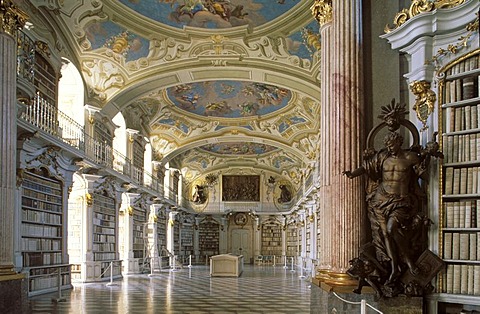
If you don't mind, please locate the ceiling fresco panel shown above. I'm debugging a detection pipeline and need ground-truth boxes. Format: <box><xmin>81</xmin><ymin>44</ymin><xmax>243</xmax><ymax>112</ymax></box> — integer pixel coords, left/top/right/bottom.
<box><xmin>165</xmin><ymin>81</ymin><xmax>291</xmax><ymax>118</ymax></box>
<box><xmin>85</xmin><ymin>21</ymin><xmax>150</xmax><ymax>61</ymax></box>
<box><xmin>118</xmin><ymin>0</ymin><xmax>299</xmax><ymax>29</ymax></box>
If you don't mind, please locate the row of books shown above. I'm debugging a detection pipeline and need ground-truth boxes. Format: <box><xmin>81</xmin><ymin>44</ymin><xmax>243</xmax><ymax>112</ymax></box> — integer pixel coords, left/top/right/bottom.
<box><xmin>22</xmin><ymin>197</ymin><xmax>62</xmax><ymax>213</ymax></box>
<box><xmin>444</xmin><ymin>77</ymin><xmax>479</xmax><ymax>105</ymax></box>
<box><xmin>23</xmin><ymin>189</ymin><xmax>62</xmax><ymax>205</ymax></box>
<box><xmin>263</xmin><ymin>241</ymin><xmax>281</xmax><ymax>246</ymax></box>
<box><xmin>23</xmin><ymin>252</ymin><xmax>62</xmax><ymax>266</ymax></box>
<box><xmin>93</xmin><ymin>233</ymin><xmax>115</xmax><ymax>243</ymax></box>
<box><xmin>442</xmin><ymin>133</ymin><xmax>480</xmax><ymax>164</ymax></box>
<box><xmin>93</xmin><ymin>252</ymin><xmax>116</xmax><ymax>261</ymax></box>
<box><xmin>92</xmin><ymin>193</ymin><xmax>115</xmax><ymax>207</ymax></box>
<box><xmin>444</xmin><ymin>105</ymin><xmax>480</xmax><ymax>134</ymax></box>
<box><xmin>93</xmin><ymin>242</ymin><xmax>116</xmax><ymax>252</ymax></box>
<box><xmin>22</xmin><ymin>238</ymin><xmax>61</xmax><ymax>252</ymax></box>
<box><xmin>444</xmin><ymin>200</ymin><xmax>479</xmax><ymax>228</ymax></box>
<box><xmin>22</xmin><ymin>223</ymin><xmax>60</xmax><ymax>238</ymax></box>
<box><xmin>262</xmin><ymin>236</ymin><xmax>282</xmax><ymax>241</ymax></box>
<box><xmin>93</xmin><ymin>211</ymin><xmax>115</xmax><ymax>221</ymax></box>
<box><xmin>444</xmin><ymin>167</ymin><xmax>480</xmax><ymax>195</ymax></box>
<box><xmin>22</xmin><ymin>208</ymin><xmax>62</xmax><ymax>225</ymax></box>
<box><xmin>28</xmin><ymin>265</ymin><xmax>70</xmax><ymax>276</ymax></box>
<box><xmin>93</xmin><ymin>225</ymin><xmax>115</xmax><ymax>235</ymax></box>
<box><xmin>443</xmin><ymin>232</ymin><xmax>480</xmax><ymax>260</ymax></box>
<box><xmin>93</xmin><ymin>204</ymin><xmax>115</xmax><ymax>216</ymax></box>
<box><xmin>447</xmin><ymin>56</ymin><xmax>479</xmax><ymax>75</ymax></box>
<box><xmin>443</xmin><ymin>264</ymin><xmax>480</xmax><ymax>295</ymax></box>
<box><xmin>93</xmin><ymin>217</ymin><xmax>115</xmax><ymax>228</ymax></box>
<box><xmin>23</xmin><ymin>174</ymin><xmax>62</xmax><ymax>191</ymax></box>
<box><xmin>29</xmin><ymin>274</ymin><xmax>70</xmax><ymax>292</ymax></box>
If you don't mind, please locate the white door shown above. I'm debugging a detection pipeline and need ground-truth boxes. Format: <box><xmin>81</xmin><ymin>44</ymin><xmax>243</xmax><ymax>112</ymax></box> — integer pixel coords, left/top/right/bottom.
<box><xmin>231</xmin><ymin>229</ymin><xmax>251</xmax><ymax>262</ymax></box>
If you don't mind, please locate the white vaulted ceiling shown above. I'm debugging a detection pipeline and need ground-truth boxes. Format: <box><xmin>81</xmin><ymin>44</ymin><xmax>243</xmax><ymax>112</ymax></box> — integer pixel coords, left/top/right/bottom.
<box><xmin>27</xmin><ymin>0</ymin><xmax>322</xmax><ymax>200</ymax></box>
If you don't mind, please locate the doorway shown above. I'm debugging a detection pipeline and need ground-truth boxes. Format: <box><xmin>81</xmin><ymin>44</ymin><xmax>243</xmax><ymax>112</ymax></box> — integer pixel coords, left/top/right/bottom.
<box><xmin>231</xmin><ymin>229</ymin><xmax>251</xmax><ymax>263</ymax></box>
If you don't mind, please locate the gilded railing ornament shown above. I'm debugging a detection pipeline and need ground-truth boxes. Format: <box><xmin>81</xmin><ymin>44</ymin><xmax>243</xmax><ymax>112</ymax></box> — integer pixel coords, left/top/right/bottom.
<box><xmin>384</xmin><ymin>0</ymin><xmax>465</xmax><ymax>33</ymax></box>
<box><xmin>410</xmin><ymin>80</ymin><xmax>436</xmax><ymax>131</ymax></box>
<box><xmin>310</xmin><ymin>0</ymin><xmax>332</xmax><ymax>26</ymax></box>
<box><xmin>0</xmin><ymin>0</ymin><xmax>28</xmax><ymax>36</ymax></box>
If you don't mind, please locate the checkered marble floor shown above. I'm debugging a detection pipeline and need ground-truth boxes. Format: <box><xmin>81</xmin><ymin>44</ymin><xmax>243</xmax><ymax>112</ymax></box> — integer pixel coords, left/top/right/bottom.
<box><xmin>28</xmin><ymin>265</ymin><xmax>326</xmax><ymax>313</ymax></box>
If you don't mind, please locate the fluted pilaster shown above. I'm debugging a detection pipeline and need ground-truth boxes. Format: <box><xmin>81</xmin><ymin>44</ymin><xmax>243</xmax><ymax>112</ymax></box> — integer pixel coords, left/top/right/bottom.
<box><xmin>0</xmin><ymin>0</ymin><xmax>27</xmax><ymax>274</ymax></box>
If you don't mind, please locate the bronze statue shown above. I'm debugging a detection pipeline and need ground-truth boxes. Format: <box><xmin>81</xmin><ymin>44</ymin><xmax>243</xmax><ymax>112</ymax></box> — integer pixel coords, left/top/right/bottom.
<box><xmin>192</xmin><ymin>184</ymin><xmax>206</xmax><ymax>204</ymax></box>
<box><xmin>344</xmin><ymin>100</ymin><xmax>444</xmax><ymax>298</ymax></box>
<box><xmin>278</xmin><ymin>184</ymin><xmax>292</xmax><ymax>203</ymax></box>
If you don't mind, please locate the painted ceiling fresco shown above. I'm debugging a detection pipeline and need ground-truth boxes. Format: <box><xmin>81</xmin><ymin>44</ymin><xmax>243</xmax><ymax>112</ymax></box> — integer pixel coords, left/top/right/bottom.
<box><xmin>119</xmin><ymin>0</ymin><xmax>299</xmax><ymax>29</ymax></box>
<box><xmin>50</xmin><ymin>0</ymin><xmax>322</xmax><ymax>208</ymax></box>
<box><xmin>85</xmin><ymin>21</ymin><xmax>150</xmax><ymax>62</ymax></box>
<box><xmin>84</xmin><ymin>10</ymin><xmax>319</xmax><ymax>62</ymax></box>
<box><xmin>166</xmin><ymin>81</ymin><xmax>291</xmax><ymax>118</ymax></box>
<box><xmin>199</xmin><ymin>142</ymin><xmax>278</xmax><ymax>155</ymax></box>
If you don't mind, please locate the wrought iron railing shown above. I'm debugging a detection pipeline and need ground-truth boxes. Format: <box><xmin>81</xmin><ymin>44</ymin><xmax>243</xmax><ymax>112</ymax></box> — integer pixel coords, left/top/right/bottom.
<box><xmin>18</xmin><ymin>96</ymin><xmax>171</xmax><ymax>200</ymax></box>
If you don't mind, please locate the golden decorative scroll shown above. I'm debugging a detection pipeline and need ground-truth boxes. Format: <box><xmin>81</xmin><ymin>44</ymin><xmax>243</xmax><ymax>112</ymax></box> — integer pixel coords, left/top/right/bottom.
<box><xmin>311</xmin><ymin>0</ymin><xmax>332</xmax><ymax>26</ymax></box>
<box><xmin>0</xmin><ymin>0</ymin><xmax>28</xmax><ymax>36</ymax></box>
<box><xmin>384</xmin><ymin>0</ymin><xmax>465</xmax><ymax>33</ymax></box>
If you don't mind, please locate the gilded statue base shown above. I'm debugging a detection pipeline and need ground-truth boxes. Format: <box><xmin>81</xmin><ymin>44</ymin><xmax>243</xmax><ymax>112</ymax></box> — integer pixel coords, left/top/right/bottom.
<box><xmin>313</xmin><ymin>269</ymin><xmax>374</xmax><ymax>294</ymax></box>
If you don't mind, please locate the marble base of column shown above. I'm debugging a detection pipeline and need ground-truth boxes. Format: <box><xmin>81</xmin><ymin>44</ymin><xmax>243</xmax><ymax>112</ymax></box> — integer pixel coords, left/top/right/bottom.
<box><xmin>0</xmin><ymin>272</ymin><xmax>28</xmax><ymax>314</ymax></box>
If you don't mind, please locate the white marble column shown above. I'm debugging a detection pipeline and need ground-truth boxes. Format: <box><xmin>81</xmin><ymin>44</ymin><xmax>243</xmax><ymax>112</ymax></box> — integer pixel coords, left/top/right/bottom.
<box><xmin>0</xmin><ymin>2</ymin><xmax>27</xmax><ymax>276</ymax></box>
<box><xmin>313</xmin><ymin>0</ymin><xmax>365</xmax><ymax>286</ymax></box>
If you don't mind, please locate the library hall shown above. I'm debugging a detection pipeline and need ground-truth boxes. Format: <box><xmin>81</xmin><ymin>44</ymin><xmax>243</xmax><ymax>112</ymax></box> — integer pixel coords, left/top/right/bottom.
<box><xmin>1</xmin><ymin>0</ymin><xmax>480</xmax><ymax>313</ymax></box>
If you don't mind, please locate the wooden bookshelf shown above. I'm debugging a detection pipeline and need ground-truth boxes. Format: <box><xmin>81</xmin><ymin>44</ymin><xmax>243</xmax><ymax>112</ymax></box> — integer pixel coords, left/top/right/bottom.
<box><xmin>440</xmin><ymin>50</ymin><xmax>480</xmax><ymax>303</ymax></box>
<box><xmin>21</xmin><ymin>170</ymin><xmax>71</xmax><ymax>295</ymax></box>
<box><xmin>92</xmin><ymin>193</ymin><xmax>117</xmax><ymax>262</ymax></box>
<box><xmin>132</xmin><ymin>206</ymin><xmax>146</xmax><ymax>259</ymax></box>
<box><xmin>180</xmin><ymin>223</ymin><xmax>194</xmax><ymax>257</ymax></box>
<box><xmin>286</xmin><ymin>224</ymin><xmax>298</xmax><ymax>257</ymax></box>
<box><xmin>199</xmin><ymin>220</ymin><xmax>219</xmax><ymax>261</ymax></box>
<box><xmin>261</xmin><ymin>223</ymin><xmax>282</xmax><ymax>256</ymax></box>
<box><xmin>306</xmin><ymin>221</ymin><xmax>311</xmax><ymax>255</ymax></box>
<box><xmin>174</xmin><ymin>220</ymin><xmax>180</xmax><ymax>255</ymax></box>
<box><xmin>157</xmin><ymin>211</ymin><xmax>167</xmax><ymax>254</ymax></box>
<box><xmin>34</xmin><ymin>53</ymin><xmax>57</xmax><ymax>106</ymax></box>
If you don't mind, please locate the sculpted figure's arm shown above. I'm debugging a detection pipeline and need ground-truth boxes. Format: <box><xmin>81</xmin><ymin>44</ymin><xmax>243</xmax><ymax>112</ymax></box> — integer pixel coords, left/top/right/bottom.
<box><xmin>343</xmin><ymin>166</ymin><xmax>366</xmax><ymax>179</ymax></box>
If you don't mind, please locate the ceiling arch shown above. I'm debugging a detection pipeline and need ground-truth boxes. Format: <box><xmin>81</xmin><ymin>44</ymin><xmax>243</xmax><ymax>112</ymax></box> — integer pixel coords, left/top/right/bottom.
<box><xmin>35</xmin><ymin>0</ymin><xmax>321</xmax><ymax>202</ymax></box>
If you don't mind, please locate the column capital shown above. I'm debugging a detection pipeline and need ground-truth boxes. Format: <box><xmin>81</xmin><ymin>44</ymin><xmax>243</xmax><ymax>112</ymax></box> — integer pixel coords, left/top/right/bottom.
<box><xmin>311</xmin><ymin>0</ymin><xmax>332</xmax><ymax>26</ymax></box>
<box><xmin>0</xmin><ymin>0</ymin><xmax>28</xmax><ymax>36</ymax></box>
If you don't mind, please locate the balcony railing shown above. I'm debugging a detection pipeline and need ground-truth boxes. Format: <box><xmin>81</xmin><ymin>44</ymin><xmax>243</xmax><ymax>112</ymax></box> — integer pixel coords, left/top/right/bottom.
<box><xmin>19</xmin><ymin>96</ymin><xmax>168</xmax><ymax>200</ymax></box>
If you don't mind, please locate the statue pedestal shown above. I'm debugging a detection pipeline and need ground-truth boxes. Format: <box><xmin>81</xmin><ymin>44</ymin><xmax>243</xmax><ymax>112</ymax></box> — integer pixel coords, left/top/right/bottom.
<box><xmin>310</xmin><ymin>283</ymin><xmax>423</xmax><ymax>313</ymax></box>
<box><xmin>375</xmin><ymin>296</ymin><xmax>423</xmax><ymax>314</ymax></box>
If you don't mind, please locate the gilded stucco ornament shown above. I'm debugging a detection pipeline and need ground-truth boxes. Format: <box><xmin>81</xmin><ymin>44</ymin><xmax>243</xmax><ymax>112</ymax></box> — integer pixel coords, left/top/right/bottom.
<box><xmin>384</xmin><ymin>0</ymin><xmax>465</xmax><ymax>33</ymax></box>
<box><xmin>310</xmin><ymin>0</ymin><xmax>332</xmax><ymax>26</ymax></box>
<box><xmin>85</xmin><ymin>193</ymin><xmax>93</xmax><ymax>206</ymax></box>
<box><xmin>410</xmin><ymin>80</ymin><xmax>436</xmax><ymax>130</ymax></box>
<box><xmin>426</xmin><ymin>11</ymin><xmax>479</xmax><ymax>67</ymax></box>
<box><xmin>0</xmin><ymin>0</ymin><xmax>28</xmax><ymax>36</ymax></box>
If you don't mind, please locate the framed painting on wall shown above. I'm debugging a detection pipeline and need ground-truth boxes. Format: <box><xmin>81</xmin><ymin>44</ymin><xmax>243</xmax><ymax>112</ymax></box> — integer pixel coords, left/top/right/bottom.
<box><xmin>222</xmin><ymin>175</ymin><xmax>260</xmax><ymax>202</ymax></box>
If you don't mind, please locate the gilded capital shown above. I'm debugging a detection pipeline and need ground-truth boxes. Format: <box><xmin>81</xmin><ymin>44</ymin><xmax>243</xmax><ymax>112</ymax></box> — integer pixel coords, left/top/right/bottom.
<box><xmin>310</xmin><ymin>0</ymin><xmax>332</xmax><ymax>26</ymax></box>
<box><xmin>0</xmin><ymin>0</ymin><xmax>28</xmax><ymax>36</ymax></box>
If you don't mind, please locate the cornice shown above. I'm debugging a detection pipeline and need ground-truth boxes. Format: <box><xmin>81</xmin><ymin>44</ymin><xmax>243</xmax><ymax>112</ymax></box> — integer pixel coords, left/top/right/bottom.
<box><xmin>381</xmin><ymin>0</ymin><xmax>479</xmax><ymax>50</ymax></box>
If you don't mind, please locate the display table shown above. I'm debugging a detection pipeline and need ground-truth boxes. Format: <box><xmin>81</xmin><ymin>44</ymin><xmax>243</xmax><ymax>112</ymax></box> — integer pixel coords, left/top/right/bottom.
<box><xmin>210</xmin><ymin>254</ymin><xmax>244</xmax><ymax>277</ymax></box>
